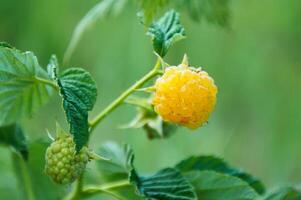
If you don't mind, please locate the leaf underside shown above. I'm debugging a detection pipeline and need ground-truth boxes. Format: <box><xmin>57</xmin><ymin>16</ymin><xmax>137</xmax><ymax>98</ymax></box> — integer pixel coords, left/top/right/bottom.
<box><xmin>0</xmin><ymin>46</ymin><xmax>53</xmax><ymax>126</ymax></box>
<box><xmin>176</xmin><ymin>155</ymin><xmax>265</xmax><ymax>194</ymax></box>
<box><xmin>264</xmin><ymin>187</ymin><xmax>301</xmax><ymax>200</ymax></box>
<box><xmin>186</xmin><ymin>170</ymin><xmax>258</xmax><ymax>200</ymax></box>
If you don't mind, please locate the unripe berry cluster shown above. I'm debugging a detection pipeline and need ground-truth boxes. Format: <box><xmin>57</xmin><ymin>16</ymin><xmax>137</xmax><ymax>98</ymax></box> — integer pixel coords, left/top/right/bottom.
<box><xmin>153</xmin><ymin>64</ymin><xmax>217</xmax><ymax>129</ymax></box>
<box><xmin>45</xmin><ymin>135</ymin><xmax>90</xmax><ymax>184</ymax></box>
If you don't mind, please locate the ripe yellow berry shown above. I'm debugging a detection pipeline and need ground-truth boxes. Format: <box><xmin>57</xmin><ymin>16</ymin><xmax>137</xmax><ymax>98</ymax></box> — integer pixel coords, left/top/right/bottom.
<box><xmin>45</xmin><ymin>134</ymin><xmax>90</xmax><ymax>184</ymax></box>
<box><xmin>152</xmin><ymin>62</ymin><xmax>217</xmax><ymax>129</ymax></box>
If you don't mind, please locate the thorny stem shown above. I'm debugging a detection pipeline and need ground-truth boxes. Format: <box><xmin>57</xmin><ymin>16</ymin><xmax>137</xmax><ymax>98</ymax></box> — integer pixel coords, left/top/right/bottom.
<box><xmin>89</xmin><ymin>58</ymin><xmax>162</xmax><ymax>131</ymax></box>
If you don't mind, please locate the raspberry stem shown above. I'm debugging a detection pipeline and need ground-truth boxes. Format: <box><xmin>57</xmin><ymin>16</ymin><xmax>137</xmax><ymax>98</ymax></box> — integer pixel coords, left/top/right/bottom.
<box><xmin>82</xmin><ymin>179</ymin><xmax>130</xmax><ymax>199</ymax></box>
<box><xmin>64</xmin><ymin>178</ymin><xmax>129</xmax><ymax>200</ymax></box>
<box><xmin>89</xmin><ymin>58</ymin><xmax>162</xmax><ymax>131</ymax></box>
<box><xmin>34</xmin><ymin>76</ymin><xmax>59</xmax><ymax>91</ymax></box>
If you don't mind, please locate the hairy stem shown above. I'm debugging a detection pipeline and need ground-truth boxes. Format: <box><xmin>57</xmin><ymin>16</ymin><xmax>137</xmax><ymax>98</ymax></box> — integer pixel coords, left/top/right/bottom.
<box><xmin>81</xmin><ymin>179</ymin><xmax>130</xmax><ymax>199</ymax></box>
<box><xmin>89</xmin><ymin>59</ymin><xmax>161</xmax><ymax>131</ymax></box>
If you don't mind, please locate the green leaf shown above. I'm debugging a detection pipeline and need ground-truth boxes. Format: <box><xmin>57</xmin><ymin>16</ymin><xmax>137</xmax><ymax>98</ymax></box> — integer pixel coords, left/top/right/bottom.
<box><xmin>47</xmin><ymin>54</ymin><xmax>58</xmax><ymax>80</ymax></box>
<box><xmin>96</xmin><ymin>142</ymin><xmax>134</xmax><ymax>182</ymax></box>
<box><xmin>13</xmin><ymin>139</ymin><xmax>64</xmax><ymax>200</ymax></box>
<box><xmin>176</xmin><ymin>0</ymin><xmax>230</xmax><ymax>26</ymax></box>
<box><xmin>186</xmin><ymin>170</ymin><xmax>258</xmax><ymax>200</ymax></box>
<box><xmin>130</xmin><ymin>167</ymin><xmax>197</xmax><ymax>200</ymax></box>
<box><xmin>176</xmin><ymin>156</ymin><xmax>265</xmax><ymax>194</ymax></box>
<box><xmin>95</xmin><ymin>142</ymin><xmax>142</xmax><ymax>200</ymax></box>
<box><xmin>58</xmin><ymin>68</ymin><xmax>97</xmax><ymax>152</ymax></box>
<box><xmin>0</xmin><ymin>46</ymin><xmax>54</xmax><ymax>126</ymax></box>
<box><xmin>138</xmin><ymin>0</ymin><xmax>169</xmax><ymax>25</ymax></box>
<box><xmin>124</xmin><ymin>95</ymin><xmax>177</xmax><ymax>139</ymax></box>
<box><xmin>264</xmin><ymin>187</ymin><xmax>301</xmax><ymax>200</ymax></box>
<box><xmin>147</xmin><ymin>10</ymin><xmax>185</xmax><ymax>57</ymax></box>
<box><xmin>0</xmin><ymin>124</ymin><xmax>28</xmax><ymax>160</ymax></box>
<box><xmin>0</xmin><ymin>42</ymin><xmax>14</xmax><ymax>48</ymax></box>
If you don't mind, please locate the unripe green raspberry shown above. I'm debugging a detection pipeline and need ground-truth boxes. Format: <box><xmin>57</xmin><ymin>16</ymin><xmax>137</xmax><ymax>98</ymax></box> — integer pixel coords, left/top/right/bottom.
<box><xmin>45</xmin><ymin>134</ymin><xmax>90</xmax><ymax>184</ymax></box>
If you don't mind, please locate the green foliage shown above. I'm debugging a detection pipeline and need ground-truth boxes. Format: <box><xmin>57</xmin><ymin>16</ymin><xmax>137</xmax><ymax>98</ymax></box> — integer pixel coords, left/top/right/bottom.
<box><xmin>130</xmin><ymin>168</ymin><xmax>197</xmax><ymax>200</ymax></box>
<box><xmin>0</xmin><ymin>46</ymin><xmax>53</xmax><ymax>126</ymax></box>
<box><xmin>96</xmin><ymin>142</ymin><xmax>265</xmax><ymax>200</ymax></box>
<box><xmin>96</xmin><ymin>142</ymin><xmax>134</xmax><ymax>182</ymax></box>
<box><xmin>147</xmin><ymin>10</ymin><xmax>185</xmax><ymax>57</ymax></box>
<box><xmin>0</xmin><ymin>42</ymin><xmax>14</xmax><ymax>49</ymax></box>
<box><xmin>58</xmin><ymin>68</ymin><xmax>97</xmax><ymax>152</ymax></box>
<box><xmin>95</xmin><ymin>142</ymin><xmax>141</xmax><ymax>199</ymax></box>
<box><xmin>138</xmin><ymin>0</ymin><xmax>169</xmax><ymax>25</ymax></box>
<box><xmin>13</xmin><ymin>140</ymin><xmax>64</xmax><ymax>200</ymax></box>
<box><xmin>124</xmin><ymin>95</ymin><xmax>177</xmax><ymax>139</ymax></box>
<box><xmin>264</xmin><ymin>187</ymin><xmax>301</xmax><ymax>200</ymax></box>
<box><xmin>0</xmin><ymin>124</ymin><xmax>28</xmax><ymax>160</ymax></box>
<box><xmin>176</xmin><ymin>0</ymin><xmax>230</xmax><ymax>26</ymax></box>
<box><xmin>0</xmin><ymin>1</ymin><xmax>300</xmax><ymax>199</ymax></box>
<box><xmin>176</xmin><ymin>156</ymin><xmax>265</xmax><ymax>194</ymax></box>
<box><xmin>137</xmin><ymin>0</ymin><xmax>230</xmax><ymax>27</ymax></box>
<box><xmin>186</xmin><ymin>170</ymin><xmax>258</xmax><ymax>200</ymax></box>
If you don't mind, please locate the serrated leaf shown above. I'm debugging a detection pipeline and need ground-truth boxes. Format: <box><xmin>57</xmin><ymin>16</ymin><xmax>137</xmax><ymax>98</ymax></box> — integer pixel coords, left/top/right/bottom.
<box><xmin>176</xmin><ymin>0</ymin><xmax>230</xmax><ymax>26</ymax></box>
<box><xmin>0</xmin><ymin>124</ymin><xmax>28</xmax><ymax>160</ymax></box>
<box><xmin>264</xmin><ymin>187</ymin><xmax>301</xmax><ymax>200</ymax></box>
<box><xmin>186</xmin><ymin>170</ymin><xmax>258</xmax><ymax>200</ymax></box>
<box><xmin>0</xmin><ymin>46</ymin><xmax>54</xmax><ymax>126</ymax></box>
<box><xmin>12</xmin><ymin>140</ymin><xmax>64</xmax><ymax>200</ymax></box>
<box><xmin>130</xmin><ymin>167</ymin><xmax>197</xmax><ymax>200</ymax></box>
<box><xmin>176</xmin><ymin>155</ymin><xmax>265</xmax><ymax>194</ymax></box>
<box><xmin>147</xmin><ymin>10</ymin><xmax>185</xmax><ymax>57</ymax></box>
<box><xmin>58</xmin><ymin>68</ymin><xmax>97</xmax><ymax>152</ymax></box>
<box><xmin>138</xmin><ymin>0</ymin><xmax>170</xmax><ymax>25</ymax></box>
<box><xmin>47</xmin><ymin>54</ymin><xmax>58</xmax><ymax>80</ymax></box>
<box><xmin>96</xmin><ymin>142</ymin><xmax>134</xmax><ymax>182</ymax></box>
<box><xmin>95</xmin><ymin>142</ymin><xmax>142</xmax><ymax>200</ymax></box>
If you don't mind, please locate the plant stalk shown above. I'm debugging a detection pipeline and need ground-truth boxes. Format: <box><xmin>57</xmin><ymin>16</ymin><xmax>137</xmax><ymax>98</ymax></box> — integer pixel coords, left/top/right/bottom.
<box><xmin>63</xmin><ymin>175</ymin><xmax>84</xmax><ymax>200</ymax></box>
<box><xmin>81</xmin><ymin>179</ymin><xmax>130</xmax><ymax>199</ymax></box>
<box><xmin>89</xmin><ymin>59</ymin><xmax>161</xmax><ymax>131</ymax></box>
<box><xmin>35</xmin><ymin>76</ymin><xmax>59</xmax><ymax>91</ymax></box>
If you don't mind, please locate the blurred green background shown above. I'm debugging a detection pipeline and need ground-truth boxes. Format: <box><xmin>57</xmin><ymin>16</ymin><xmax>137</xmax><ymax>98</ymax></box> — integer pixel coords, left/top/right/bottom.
<box><xmin>1</xmin><ymin>0</ymin><xmax>301</xmax><ymax>198</ymax></box>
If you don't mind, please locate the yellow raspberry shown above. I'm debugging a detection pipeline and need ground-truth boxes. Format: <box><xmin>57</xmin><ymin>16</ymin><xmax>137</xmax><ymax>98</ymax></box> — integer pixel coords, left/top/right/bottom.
<box><xmin>152</xmin><ymin>61</ymin><xmax>217</xmax><ymax>129</ymax></box>
<box><xmin>45</xmin><ymin>134</ymin><xmax>90</xmax><ymax>184</ymax></box>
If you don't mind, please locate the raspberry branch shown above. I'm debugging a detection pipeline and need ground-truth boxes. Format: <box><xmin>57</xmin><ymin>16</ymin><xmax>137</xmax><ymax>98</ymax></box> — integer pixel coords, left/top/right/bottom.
<box><xmin>89</xmin><ymin>58</ymin><xmax>162</xmax><ymax>131</ymax></box>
